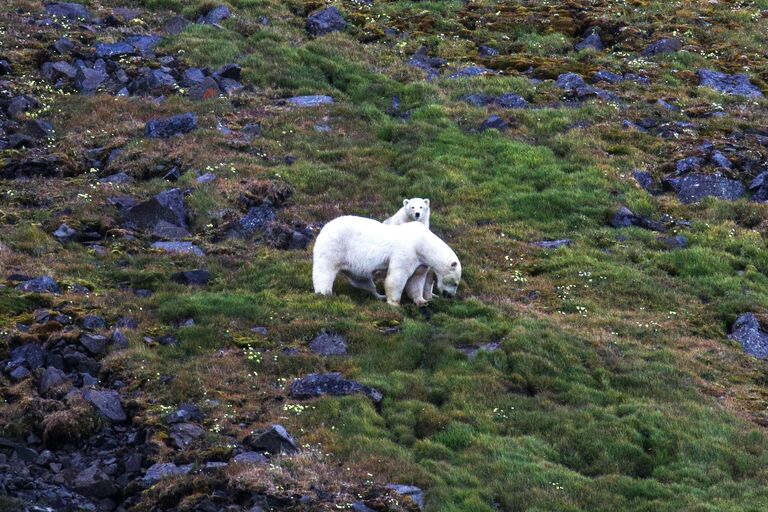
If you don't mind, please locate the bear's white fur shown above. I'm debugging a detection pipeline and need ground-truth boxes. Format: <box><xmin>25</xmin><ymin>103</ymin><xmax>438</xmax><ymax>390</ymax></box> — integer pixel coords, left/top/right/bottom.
<box><xmin>313</xmin><ymin>216</ymin><xmax>461</xmax><ymax>306</ymax></box>
<box><xmin>383</xmin><ymin>198</ymin><xmax>430</xmax><ymax>228</ymax></box>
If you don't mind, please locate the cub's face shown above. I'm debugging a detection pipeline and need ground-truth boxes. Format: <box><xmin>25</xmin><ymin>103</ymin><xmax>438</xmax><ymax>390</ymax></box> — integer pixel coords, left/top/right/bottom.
<box><xmin>436</xmin><ymin>261</ymin><xmax>461</xmax><ymax>298</ymax></box>
<box><xmin>403</xmin><ymin>198</ymin><xmax>430</xmax><ymax>222</ymax></box>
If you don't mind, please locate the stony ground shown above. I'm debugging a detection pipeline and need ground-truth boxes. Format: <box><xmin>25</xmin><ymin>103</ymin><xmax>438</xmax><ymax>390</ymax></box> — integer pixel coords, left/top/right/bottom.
<box><xmin>2</xmin><ymin>1</ymin><xmax>768</xmax><ymax>511</ymax></box>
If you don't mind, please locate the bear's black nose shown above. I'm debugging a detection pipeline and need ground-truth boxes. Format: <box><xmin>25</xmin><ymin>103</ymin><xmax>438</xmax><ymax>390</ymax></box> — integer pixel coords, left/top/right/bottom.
<box><xmin>414</xmin><ymin>212</ymin><xmax>420</xmax><ymax>218</ymax></box>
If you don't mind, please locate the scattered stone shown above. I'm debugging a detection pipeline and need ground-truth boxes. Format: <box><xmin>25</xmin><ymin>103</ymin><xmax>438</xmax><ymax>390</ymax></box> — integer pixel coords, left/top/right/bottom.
<box><xmin>166</xmin><ymin>403</ymin><xmax>204</xmax><ymax>424</ymax></box>
<box><xmin>309</xmin><ymin>332</ymin><xmax>348</xmax><ymax>356</ymax></box>
<box><xmin>163</xmin><ymin>15</ymin><xmax>191</xmax><ymax>35</ymax></box>
<box><xmin>448</xmin><ymin>66</ymin><xmax>494</xmax><ymax>79</ymax></box>
<box><xmin>556</xmin><ymin>72</ymin><xmax>618</xmax><ymax>102</ymax></box>
<box><xmin>264</xmin><ymin>223</ymin><xmax>313</xmax><ymax>250</ymax></box>
<box><xmin>729</xmin><ymin>313</ymin><xmax>768</xmax><ymax>359</ymax></box>
<box><xmin>125</xmin><ymin>35</ymin><xmax>162</xmax><ymax>54</ymax></box>
<box><xmin>244</xmin><ymin>425</ymin><xmax>299</xmax><ymax>455</ymax></box>
<box><xmin>642</xmin><ymin>38</ymin><xmax>682</xmax><ymax>56</ymax></box>
<box><xmin>532</xmin><ymin>239</ymin><xmax>571</xmax><ymax>249</ymax></box>
<box><xmin>749</xmin><ymin>172</ymin><xmax>768</xmax><ymax>201</ymax></box>
<box><xmin>592</xmin><ymin>70</ymin><xmax>624</xmax><ymax>84</ymax></box>
<box><xmin>479</xmin><ymin>115</ymin><xmax>509</xmax><ymax>131</ymax></box>
<box><xmin>171</xmin><ymin>269</ymin><xmax>211</xmax><ymax>286</ymax></box>
<box><xmin>633</xmin><ymin>171</ymin><xmax>661</xmax><ymax>194</ymax></box>
<box><xmin>99</xmin><ymin>172</ymin><xmax>132</xmax><ymax>184</ymax></box>
<box><xmin>74</xmin><ymin>65</ymin><xmax>109</xmax><ymax>94</ymax></box>
<box><xmin>456</xmin><ymin>341</ymin><xmax>502</xmax><ymax>360</ymax></box>
<box><xmin>15</xmin><ymin>276</ymin><xmax>61</xmax><ymax>294</ymax></box>
<box><xmin>670</xmin><ymin>173</ymin><xmax>745</xmax><ymax>204</ymax></box>
<box><xmin>698</xmin><ymin>69</ymin><xmax>764</xmax><ymax>98</ymax></box>
<box><xmin>45</xmin><ymin>2</ymin><xmax>90</xmax><ymax>20</ymax></box>
<box><xmin>674</xmin><ymin>156</ymin><xmax>704</xmax><ymax>174</ymax></box>
<box><xmin>170</xmin><ymin>423</ymin><xmax>205</xmax><ymax>450</ymax></box>
<box><xmin>111</xmin><ymin>330</ymin><xmax>129</xmax><ymax>349</ymax></box>
<box><xmin>39</xmin><ymin>366</ymin><xmax>69</xmax><ymax>394</ymax></box>
<box><xmin>95</xmin><ymin>42</ymin><xmax>135</xmax><ymax>59</ymax></box>
<box><xmin>660</xmin><ymin>235</ymin><xmax>688</xmax><ymax>249</ymax></box>
<box><xmin>80</xmin><ymin>333</ymin><xmax>109</xmax><ymax>356</ymax></box>
<box><xmin>233</xmin><ymin>451</ymin><xmax>268</xmax><ymax>464</ymax></box>
<box><xmin>83</xmin><ymin>389</ymin><xmax>127</xmax><ymax>423</ymax></box>
<box><xmin>53</xmin><ymin>223</ymin><xmax>77</xmax><ymax>242</ymax></box>
<box><xmin>610</xmin><ymin>207</ymin><xmax>665</xmax><ymax>231</ymax></box>
<box><xmin>196</xmin><ymin>172</ymin><xmax>217</xmax><ymax>184</ymax></box>
<box><xmin>9</xmin><ymin>366</ymin><xmax>31</xmax><ymax>381</ymax></box>
<box><xmin>122</xmin><ymin>199</ymin><xmax>180</xmax><ymax>231</ymax></box>
<box><xmin>146</xmin><ymin>113</ymin><xmax>197</xmax><ymax>139</ymax></box>
<box><xmin>495</xmin><ymin>93</ymin><xmax>529</xmax><ymax>109</ymax></box>
<box><xmin>286</xmin><ymin>95</ymin><xmax>334</xmax><ymax>107</ymax></box>
<box><xmin>290</xmin><ymin>372</ymin><xmax>383</xmax><ymax>404</ymax></box>
<box><xmin>306</xmin><ymin>6</ymin><xmax>347</xmax><ymax>36</ymax></box>
<box><xmin>0</xmin><ymin>59</ymin><xmax>12</xmax><ymax>75</ymax></box>
<box><xmin>387</xmin><ymin>484</ymin><xmax>425</xmax><ymax>510</ymax></box>
<box><xmin>72</xmin><ymin>465</ymin><xmax>118</xmax><ymax>498</ymax></box>
<box><xmin>575</xmin><ymin>32</ymin><xmax>603</xmax><ymax>51</ymax></box>
<box><xmin>81</xmin><ymin>315</ymin><xmax>107</xmax><ymax>331</ymax></box>
<box><xmin>710</xmin><ymin>151</ymin><xmax>732</xmax><ymax>169</ymax></box>
<box><xmin>130</xmin><ymin>69</ymin><xmax>177</xmax><ymax>95</ymax></box>
<box><xmin>408</xmin><ymin>47</ymin><xmax>446</xmax><ymax>80</ymax></box>
<box><xmin>152</xmin><ymin>220</ymin><xmax>191</xmax><ymax>240</ymax></box>
<box><xmin>199</xmin><ymin>5</ymin><xmax>231</xmax><ymax>25</ymax></box>
<box><xmin>231</xmin><ymin>205</ymin><xmax>277</xmax><ymax>238</ymax></box>
<box><xmin>142</xmin><ymin>462</ymin><xmax>193</xmax><ymax>486</ymax></box>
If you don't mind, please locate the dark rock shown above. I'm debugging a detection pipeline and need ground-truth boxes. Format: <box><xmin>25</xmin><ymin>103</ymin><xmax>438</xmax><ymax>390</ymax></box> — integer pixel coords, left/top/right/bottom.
<box><xmin>125</xmin><ymin>35</ymin><xmax>162</xmax><ymax>54</ymax></box>
<box><xmin>555</xmin><ymin>72</ymin><xmax>587</xmax><ymax>90</ymax></box>
<box><xmin>478</xmin><ymin>45</ymin><xmax>499</xmax><ymax>56</ymax></box>
<box><xmin>199</xmin><ymin>5</ymin><xmax>231</xmax><ymax>25</ymax></box>
<box><xmin>462</xmin><ymin>93</ymin><xmax>494</xmax><ymax>107</ymax></box>
<box><xmin>592</xmin><ymin>70</ymin><xmax>624</xmax><ymax>84</ymax></box>
<box><xmin>710</xmin><ymin>151</ymin><xmax>732</xmax><ymax>169</ymax></box>
<box><xmin>264</xmin><ymin>223</ymin><xmax>313</xmax><ymax>250</ymax></box>
<box><xmin>306</xmin><ymin>6</ymin><xmax>347</xmax><ymax>36</ymax></box>
<box><xmin>45</xmin><ymin>2</ymin><xmax>91</xmax><ymax>20</ymax></box>
<box><xmin>81</xmin><ymin>373</ymin><xmax>98</xmax><ymax>387</ymax></box>
<box><xmin>151</xmin><ymin>242</ymin><xmax>204</xmax><ymax>256</ymax></box>
<box><xmin>1</xmin><ymin>154</ymin><xmax>61</xmax><ymax>178</ymax></box>
<box><xmin>749</xmin><ymin>172</ymin><xmax>768</xmax><ymax>201</ymax></box>
<box><xmin>244</xmin><ymin>425</ymin><xmax>299</xmax><ymax>455</ymax></box>
<box><xmin>38</xmin><ymin>366</ymin><xmax>70</xmax><ymax>394</ymax></box>
<box><xmin>9</xmin><ymin>366</ymin><xmax>31</xmax><ymax>381</ymax></box>
<box><xmin>166</xmin><ymin>403</ymin><xmax>204</xmax><ymax>424</ymax></box>
<box><xmin>53</xmin><ymin>223</ymin><xmax>77</xmax><ymax>242</ymax></box>
<box><xmin>215</xmin><ymin>63</ymin><xmax>241</xmax><ymax>80</ymax></box>
<box><xmin>660</xmin><ymin>235</ymin><xmax>688</xmax><ymax>249</ymax></box>
<box><xmin>675</xmin><ymin>156</ymin><xmax>705</xmax><ymax>174</ymax></box>
<box><xmin>633</xmin><ymin>171</ymin><xmax>661</xmax><ymax>194</ymax></box>
<box><xmin>387</xmin><ymin>484</ymin><xmax>425</xmax><ymax>510</ymax></box>
<box><xmin>83</xmin><ymin>389</ymin><xmax>127</xmax><ymax>422</ymax></box>
<box><xmin>80</xmin><ymin>333</ymin><xmax>109</xmax><ymax>356</ymax></box>
<box><xmin>145</xmin><ymin>113</ymin><xmax>197</xmax><ymax>139</ymax></box>
<box><xmin>74</xmin><ymin>64</ymin><xmax>108</xmax><ymax>94</ymax></box>
<box><xmin>171</xmin><ymin>269</ymin><xmax>211</xmax><ymax>286</ymax></box>
<box><xmin>6</xmin><ymin>95</ymin><xmax>40</xmax><ymax>119</ymax></box>
<box><xmin>163</xmin><ymin>16</ymin><xmax>191</xmax><ymax>35</ymax></box>
<box><xmin>408</xmin><ymin>47</ymin><xmax>446</xmax><ymax>80</ymax></box>
<box><xmin>53</xmin><ymin>37</ymin><xmax>75</xmax><ymax>54</ymax></box>
<box><xmin>181</xmin><ymin>68</ymin><xmax>206</xmax><ymax>86</ymax></box>
<box><xmin>286</xmin><ymin>95</ymin><xmax>334</xmax><ymax>107</ymax></box>
<box><xmin>309</xmin><ymin>332</ymin><xmax>348</xmax><ymax>356</ymax></box>
<box><xmin>81</xmin><ymin>315</ymin><xmax>107</xmax><ymax>331</ymax></box>
<box><xmin>610</xmin><ymin>207</ymin><xmax>665</xmax><ymax>231</ymax></box>
<box><xmin>217</xmin><ymin>77</ymin><xmax>244</xmax><ymax>96</ymax></box>
<box><xmin>231</xmin><ymin>205</ymin><xmax>276</xmax><ymax>238</ymax></box>
<box><xmin>698</xmin><ymin>69</ymin><xmax>763</xmax><ymax>98</ymax></box>
<box><xmin>142</xmin><ymin>462</ymin><xmax>193</xmax><ymax>486</ymax></box>
<box><xmin>495</xmin><ymin>93</ymin><xmax>529</xmax><ymax>109</ymax></box>
<box><xmin>157</xmin><ymin>335</ymin><xmax>179</xmax><ymax>346</ymax></box>
<box><xmin>729</xmin><ymin>313</ymin><xmax>768</xmax><ymax>359</ymax></box>
<box><xmin>125</xmin><ymin>453</ymin><xmax>142</xmax><ymax>473</ymax></box>
<box><xmin>479</xmin><ymin>115</ymin><xmax>509</xmax><ymax>131</ymax></box>
<box><xmin>188</xmin><ymin>76</ymin><xmax>221</xmax><ymax>101</ymax></box>
<box><xmin>15</xmin><ymin>276</ymin><xmax>60</xmax><ymax>294</ymax></box>
<box><xmin>19</xmin><ymin>119</ymin><xmax>55</xmax><ymax>140</ymax></box>
<box><xmin>290</xmin><ymin>372</ymin><xmax>383</xmax><ymax>404</ymax></box>
<box><xmin>657</xmin><ymin>99</ymin><xmax>680</xmax><ymax>111</ymax></box>
<box><xmin>152</xmin><ymin>220</ymin><xmax>191</xmax><ymax>240</ymax></box>
<box><xmin>575</xmin><ymin>32</ymin><xmax>604</xmax><ymax>51</ymax></box>
<box><xmin>122</xmin><ymin>198</ymin><xmax>180</xmax><ymax>231</ymax></box>
<box><xmin>14</xmin><ymin>445</ymin><xmax>39</xmax><ymax>462</ymax></box>
<box><xmin>448</xmin><ymin>66</ymin><xmax>494</xmax><ymax>79</ymax></box>
<box><xmin>111</xmin><ymin>330</ymin><xmax>129</xmax><ymax>349</ymax></box>
<box><xmin>170</xmin><ymin>422</ymin><xmax>205</xmax><ymax>450</ymax></box>
<box><xmin>642</xmin><ymin>38</ymin><xmax>682</xmax><ymax>56</ymax></box>
<box><xmin>674</xmin><ymin>173</ymin><xmax>745</xmax><ymax>204</ymax></box>
<box><xmin>556</xmin><ymin>72</ymin><xmax>618</xmax><ymax>102</ymax></box>
<box><xmin>95</xmin><ymin>42</ymin><xmax>135</xmax><ymax>59</ymax></box>
<box><xmin>69</xmin><ymin>283</ymin><xmax>91</xmax><ymax>294</ymax></box>
<box><xmin>624</xmin><ymin>73</ymin><xmax>650</xmax><ymax>85</ymax></box>
<box><xmin>130</xmin><ymin>69</ymin><xmax>177</xmax><ymax>95</ymax></box>
<box><xmin>233</xmin><ymin>451</ymin><xmax>268</xmax><ymax>464</ymax></box>
<box><xmin>196</xmin><ymin>172</ymin><xmax>217</xmax><ymax>184</ymax></box>
<box><xmin>0</xmin><ymin>59</ymin><xmax>11</xmax><ymax>75</ymax></box>
<box><xmin>532</xmin><ymin>239</ymin><xmax>571</xmax><ymax>249</ymax></box>
<box><xmin>456</xmin><ymin>341</ymin><xmax>502</xmax><ymax>360</ymax></box>
<box><xmin>73</xmin><ymin>465</ymin><xmax>118</xmax><ymax>498</ymax></box>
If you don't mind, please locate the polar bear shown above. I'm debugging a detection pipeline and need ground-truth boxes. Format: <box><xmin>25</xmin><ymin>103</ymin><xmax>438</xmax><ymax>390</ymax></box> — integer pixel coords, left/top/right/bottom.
<box><xmin>313</xmin><ymin>216</ymin><xmax>461</xmax><ymax>306</ymax></box>
<box><xmin>383</xmin><ymin>198</ymin><xmax>430</xmax><ymax>227</ymax></box>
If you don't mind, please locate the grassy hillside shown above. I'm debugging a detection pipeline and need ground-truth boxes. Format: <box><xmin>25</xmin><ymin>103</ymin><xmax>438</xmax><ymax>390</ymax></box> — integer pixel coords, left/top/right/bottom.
<box><xmin>2</xmin><ymin>1</ymin><xmax>768</xmax><ymax>511</ymax></box>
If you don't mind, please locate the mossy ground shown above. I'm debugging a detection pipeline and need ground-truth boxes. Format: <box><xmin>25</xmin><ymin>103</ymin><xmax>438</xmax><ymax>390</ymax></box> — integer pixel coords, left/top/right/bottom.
<box><xmin>2</xmin><ymin>0</ymin><xmax>768</xmax><ymax>510</ymax></box>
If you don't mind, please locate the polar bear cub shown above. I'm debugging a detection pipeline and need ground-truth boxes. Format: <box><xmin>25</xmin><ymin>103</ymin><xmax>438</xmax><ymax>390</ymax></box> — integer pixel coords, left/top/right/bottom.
<box><xmin>313</xmin><ymin>216</ymin><xmax>461</xmax><ymax>306</ymax></box>
<box><xmin>384</xmin><ymin>198</ymin><xmax>430</xmax><ymax>227</ymax></box>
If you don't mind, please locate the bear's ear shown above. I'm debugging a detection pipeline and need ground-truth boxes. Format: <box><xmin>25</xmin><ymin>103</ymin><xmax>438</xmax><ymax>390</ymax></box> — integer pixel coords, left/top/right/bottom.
<box><xmin>424</xmin><ymin>199</ymin><xmax>430</xmax><ymax>206</ymax></box>
<box><xmin>451</xmin><ymin>261</ymin><xmax>458</xmax><ymax>268</ymax></box>
<box><xmin>403</xmin><ymin>199</ymin><xmax>410</xmax><ymax>206</ymax></box>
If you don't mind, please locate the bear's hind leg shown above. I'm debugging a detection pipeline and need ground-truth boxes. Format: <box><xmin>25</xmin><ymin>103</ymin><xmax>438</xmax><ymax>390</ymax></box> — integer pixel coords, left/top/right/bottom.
<box><xmin>422</xmin><ymin>269</ymin><xmax>436</xmax><ymax>301</ymax></box>
<box><xmin>345</xmin><ymin>273</ymin><xmax>385</xmax><ymax>300</ymax></box>
<box><xmin>313</xmin><ymin>263</ymin><xmax>337</xmax><ymax>295</ymax></box>
<box><xmin>405</xmin><ymin>267</ymin><xmax>429</xmax><ymax>307</ymax></box>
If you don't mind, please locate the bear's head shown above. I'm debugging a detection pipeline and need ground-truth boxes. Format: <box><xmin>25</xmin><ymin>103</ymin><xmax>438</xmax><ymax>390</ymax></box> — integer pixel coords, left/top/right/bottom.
<box><xmin>436</xmin><ymin>260</ymin><xmax>461</xmax><ymax>298</ymax></box>
<box><xmin>403</xmin><ymin>197</ymin><xmax>430</xmax><ymax>222</ymax></box>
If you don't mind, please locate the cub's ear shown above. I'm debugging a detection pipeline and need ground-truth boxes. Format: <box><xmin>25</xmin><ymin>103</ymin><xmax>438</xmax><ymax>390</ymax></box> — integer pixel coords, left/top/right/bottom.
<box><xmin>451</xmin><ymin>261</ymin><xmax>458</xmax><ymax>268</ymax></box>
<box><xmin>403</xmin><ymin>199</ymin><xmax>410</xmax><ymax>206</ymax></box>
<box><xmin>424</xmin><ymin>199</ymin><xmax>430</xmax><ymax>206</ymax></box>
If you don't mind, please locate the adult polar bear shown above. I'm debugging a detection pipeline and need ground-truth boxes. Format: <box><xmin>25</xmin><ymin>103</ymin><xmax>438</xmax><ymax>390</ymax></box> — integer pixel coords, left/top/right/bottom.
<box><xmin>383</xmin><ymin>198</ymin><xmax>434</xmax><ymax>304</ymax></box>
<box><xmin>313</xmin><ymin>216</ymin><xmax>461</xmax><ymax>306</ymax></box>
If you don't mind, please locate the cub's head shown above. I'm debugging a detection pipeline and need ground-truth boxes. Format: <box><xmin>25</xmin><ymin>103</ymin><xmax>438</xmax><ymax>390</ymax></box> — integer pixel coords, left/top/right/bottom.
<box><xmin>436</xmin><ymin>260</ymin><xmax>461</xmax><ymax>298</ymax></box>
<box><xmin>403</xmin><ymin>197</ymin><xmax>430</xmax><ymax>222</ymax></box>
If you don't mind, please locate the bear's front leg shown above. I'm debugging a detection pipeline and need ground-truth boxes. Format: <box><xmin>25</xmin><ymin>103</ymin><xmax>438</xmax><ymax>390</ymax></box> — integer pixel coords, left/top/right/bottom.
<box><xmin>384</xmin><ymin>267</ymin><xmax>411</xmax><ymax>306</ymax></box>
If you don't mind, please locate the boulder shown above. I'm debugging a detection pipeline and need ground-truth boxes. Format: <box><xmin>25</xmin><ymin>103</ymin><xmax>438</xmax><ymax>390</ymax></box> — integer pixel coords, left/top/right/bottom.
<box><xmin>593</xmin><ymin>70</ymin><xmax>624</xmax><ymax>84</ymax></box>
<box><xmin>448</xmin><ymin>66</ymin><xmax>494</xmax><ymax>79</ymax></box>
<box><xmin>155</xmin><ymin>188</ymin><xmax>187</xmax><ymax>226</ymax></box>
<box><xmin>72</xmin><ymin>465</ymin><xmax>118</xmax><ymax>498</ymax></box>
<box><xmin>122</xmin><ymin>198</ymin><xmax>182</xmax><ymax>231</ymax></box>
<box><xmin>495</xmin><ymin>93</ymin><xmax>529</xmax><ymax>109</ymax></box>
<box><xmin>532</xmin><ymin>239</ymin><xmax>571</xmax><ymax>249</ymax></box>
<box><xmin>171</xmin><ymin>269</ymin><xmax>211</xmax><ymax>285</ymax></box>
<box><xmin>81</xmin><ymin>315</ymin><xmax>107</xmax><ymax>331</ymax></box>
<box><xmin>95</xmin><ymin>42</ymin><xmax>135</xmax><ymax>59</ymax></box>
<box><xmin>125</xmin><ymin>35</ymin><xmax>162</xmax><ymax>54</ymax></box>
<box><xmin>151</xmin><ymin>241</ymin><xmax>204</xmax><ymax>256</ymax></box>
<box><xmin>188</xmin><ymin>76</ymin><xmax>221</xmax><ymax>101</ymax></box>
<box><xmin>749</xmin><ymin>172</ymin><xmax>768</xmax><ymax>201</ymax></box>
<box><xmin>309</xmin><ymin>332</ymin><xmax>348</xmax><ymax>356</ymax></box>
<box><xmin>74</xmin><ymin>65</ymin><xmax>109</xmax><ymax>94</ymax></box>
<box><xmin>286</xmin><ymin>95</ymin><xmax>334</xmax><ymax>107</ymax></box>
<box><xmin>244</xmin><ymin>425</ymin><xmax>299</xmax><ymax>455</ymax></box>
<box><xmin>575</xmin><ymin>32</ymin><xmax>603</xmax><ymax>51</ymax></box>
<box><xmin>610</xmin><ymin>207</ymin><xmax>665</xmax><ymax>231</ymax></box>
<box><xmin>53</xmin><ymin>223</ymin><xmax>77</xmax><ymax>242</ymax></box>
<box><xmin>387</xmin><ymin>484</ymin><xmax>425</xmax><ymax>510</ymax></box>
<box><xmin>306</xmin><ymin>7</ymin><xmax>347</xmax><ymax>36</ymax></box>
<box><xmin>166</xmin><ymin>403</ymin><xmax>204</xmax><ymax>424</ymax></box>
<box><xmin>290</xmin><ymin>372</ymin><xmax>383</xmax><ymax>404</ymax></box>
<box><xmin>83</xmin><ymin>389</ymin><xmax>127</xmax><ymax>422</ymax></box>
<box><xmin>80</xmin><ymin>333</ymin><xmax>109</xmax><ymax>356</ymax></box>
<box><xmin>230</xmin><ymin>205</ymin><xmax>276</xmax><ymax>238</ymax></box>
<box><xmin>479</xmin><ymin>115</ymin><xmax>509</xmax><ymax>131</ymax></box>
<box><xmin>642</xmin><ymin>38</ymin><xmax>682</xmax><ymax>56</ymax></box>
<box><xmin>129</xmin><ymin>69</ymin><xmax>177</xmax><ymax>95</ymax></box>
<box><xmin>199</xmin><ymin>5</ymin><xmax>231</xmax><ymax>25</ymax></box>
<box><xmin>145</xmin><ymin>113</ymin><xmax>197</xmax><ymax>139</ymax></box>
<box><xmin>163</xmin><ymin>16</ymin><xmax>191</xmax><ymax>35</ymax></box>
<box><xmin>698</xmin><ymin>69</ymin><xmax>763</xmax><ymax>98</ymax></box>
<box><xmin>672</xmin><ymin>173</ymin><xmax>745</xmax><ymax>204</ymax></box>
<box><xmin>169</xmin><ymin>422</ymin><xmax>205</xmax><ymax>450</ymax></box>
<box><xmin>633</xmin><ymin>171</ymin><xmax>661</xmax><ymax>194</ymax></box>
<box><xmin>9</xmin><ymin>343</ymin><xmax>46</xmax><ymax>369</ymax></box>
<box><xmin>142</xmin><ymin>462</ymin><xmax>193</xmax><ymax>486</ymax></box>
<box><xmin>264</xmin><ymin>223</ymin><xmax>313</xmax><ymax>250</ymax></box>
<box><xmin>729</xmin><ymin>313</ymin><xmax>768</xmax><ymax>359</ymax></box>
<box><xmin>232</xmin><ymin>451</ymin><xmax>268</xmax><ymax>464</ymax></box>
<box><xmin>478</xmin><ymin>45</ymin><xmax>499</xmax><ymax>56</ymax></box>
<box><xmin>152</xmin><ymin>220</ymin><xmax>191</xmax><ymax>240</ymax></box>
<box><xmin>408</xmin><ymin>47</ymin><xmax>446</xmax><ymax>80</ymax></box>
<box><xmin>45</xmin><ymin>2</ymin><xmax>90</xmax><ymax>20</ymax></box>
